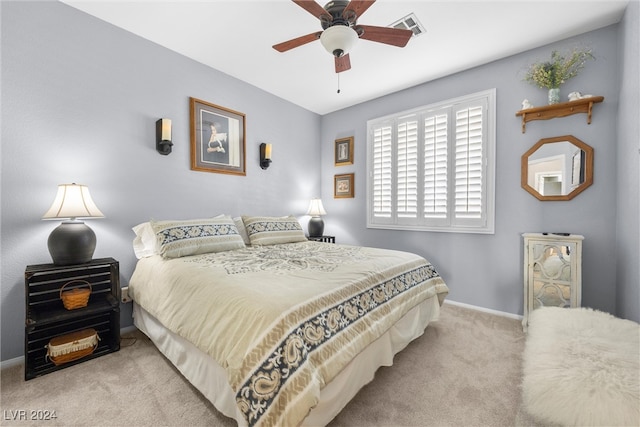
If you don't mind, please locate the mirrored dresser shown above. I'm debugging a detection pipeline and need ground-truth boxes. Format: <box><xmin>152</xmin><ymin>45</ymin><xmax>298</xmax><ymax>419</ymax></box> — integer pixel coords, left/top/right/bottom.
<box><xmin>522</xmin><ymin>233</ymin><xmax>583</xmax><ymax>331</ymax></box>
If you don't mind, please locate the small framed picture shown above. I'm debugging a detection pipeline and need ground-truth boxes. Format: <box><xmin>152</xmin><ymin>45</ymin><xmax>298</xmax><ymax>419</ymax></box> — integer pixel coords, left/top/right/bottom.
<box><xmin>334</xmin><ymin>136</ymin><xmax>354</xmax><ymax>166</ymax></box>
<box><xmin>190</xmin><ymin>97</ymin><xmax>246</xmax><ymax>176</ymax></box>
<box><xmin>334</xmin><ymin>173</ymin><xmax>354</xmax><ymax>198</ymax></box>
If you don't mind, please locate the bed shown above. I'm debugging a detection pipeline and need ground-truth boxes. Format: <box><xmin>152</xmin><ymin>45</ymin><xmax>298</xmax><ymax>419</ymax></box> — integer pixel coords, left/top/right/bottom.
<box><xmin>128</xmin><ymin>215</ymin><xmax>449</xmax><ymax>426</ymax></box>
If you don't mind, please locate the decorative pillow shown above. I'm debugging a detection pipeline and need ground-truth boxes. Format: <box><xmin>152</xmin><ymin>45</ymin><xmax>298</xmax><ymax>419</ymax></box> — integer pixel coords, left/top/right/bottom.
<box><xmin>132</xmin><ymin>214</ymin><xmax>227</xmax><ymax>258</ymax></box>
<box><xmin>233</xmin><ymin>216</ymin><xmax>251</xmax><ymax>245</ymax></box>
<box><xmin>151</xmin><ymin>217</ymin><xmax>245</xmax><ymax>258</ymax></box>
<box><xmin>132</xmin><ymin>222</ymin><xmax>158</xmax><ymax>259</ymax></box>
<box><xmin>241</xmin><ymin>215</ymin><xmax>307</xmax><ymax>246</ymax></box>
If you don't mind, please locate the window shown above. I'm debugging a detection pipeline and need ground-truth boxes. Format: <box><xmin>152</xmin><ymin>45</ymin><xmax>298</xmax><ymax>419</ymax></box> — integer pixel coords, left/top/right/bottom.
<box><xmin>367</xmin><ymin>89</ymin><xmax>495</xmax><ymax>233</ymax></box>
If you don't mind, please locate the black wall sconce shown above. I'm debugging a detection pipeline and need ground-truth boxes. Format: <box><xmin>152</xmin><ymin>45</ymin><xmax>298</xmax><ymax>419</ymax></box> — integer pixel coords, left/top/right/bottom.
<box><xmin>260</xmin><ymin>143</ymin><xmax>272</xmax><ymax>169</ymax></box>
<box><xmin>156</xmin><ymin>118</ymin><xmax>173</xmax><ymax>155</ymax></box>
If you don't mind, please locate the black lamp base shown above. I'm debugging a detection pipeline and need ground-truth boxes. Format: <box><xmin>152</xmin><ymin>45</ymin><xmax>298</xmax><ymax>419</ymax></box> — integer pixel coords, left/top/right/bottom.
<box><xmin>48</xmin><ymin>221</ymin><xmax>96</xmax><ymax>265</ymax></box>
<box><xmin>308</xmin><ymin>217</ymin><xmax>325</xmax><ymax>238</ymax></box>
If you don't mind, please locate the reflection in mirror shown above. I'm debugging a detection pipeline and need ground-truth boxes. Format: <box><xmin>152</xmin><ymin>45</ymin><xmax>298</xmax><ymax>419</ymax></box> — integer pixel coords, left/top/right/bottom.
<box><xmin>521</xmin><ymin>135</ymin><xmax>593</xmax><ymax>201</ymax></box>
<box><xmin>531</xmin><ymin>243</ymin><xmax>572</xmax><ymax>309</ymax></box>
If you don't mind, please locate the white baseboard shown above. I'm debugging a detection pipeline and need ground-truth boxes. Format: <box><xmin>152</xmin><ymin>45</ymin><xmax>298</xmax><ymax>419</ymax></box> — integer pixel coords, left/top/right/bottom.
<box><xmin>444</xmin><ymin>299</ymin><xmax>523</xmax><ymax>320</ymax></box>
<box><xmin>1</xmin><ymin>325</ymin><xmax>140</xmax><ymax>369</ymax></box>
<box><xmin>1</xmin><ymin>355</ymin><xmax>24</xmax><ymax>370</ymax></box>
<box><xmin>121</xmin><ymin>325</ymin><xmax>138</xmax><ymax>334</ymax></box>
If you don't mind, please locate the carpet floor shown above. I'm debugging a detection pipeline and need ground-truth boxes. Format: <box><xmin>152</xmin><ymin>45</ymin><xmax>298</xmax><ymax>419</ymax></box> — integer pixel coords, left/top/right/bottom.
<box><xmin>0</xmin><ymin>303</ymin><xmax>526</xmax><ymax>426</ymax></box>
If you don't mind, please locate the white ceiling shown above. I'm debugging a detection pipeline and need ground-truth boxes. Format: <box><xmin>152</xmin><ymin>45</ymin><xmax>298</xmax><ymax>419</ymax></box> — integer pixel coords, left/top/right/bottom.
<box><xmin>61</xmin><ymin>0</ymin><xmax>628</xmax><ymax>115</ymax></box>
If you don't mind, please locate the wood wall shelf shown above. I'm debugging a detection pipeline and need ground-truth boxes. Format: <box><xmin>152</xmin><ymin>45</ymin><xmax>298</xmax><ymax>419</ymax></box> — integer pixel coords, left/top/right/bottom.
<box><xmin>515</xmin><ymin>96</ymin><xmax>604</xmax><ymax>133</ymax></box>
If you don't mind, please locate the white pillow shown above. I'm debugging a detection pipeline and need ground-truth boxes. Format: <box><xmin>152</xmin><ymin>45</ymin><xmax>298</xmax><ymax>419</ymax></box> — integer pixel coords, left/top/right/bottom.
<box><xmin>241</xmin><ymin>215</ymin><xmax>307</xmax><ymax>246</ymax></box>
<box><xmin>233</xmin><ymin>216</ymin><xmax>251</xmax><ymax>245</ymax></box>
<box><xmin>132</xmin><ymin>222</ymin><xmax>158</xmax><ymax>259</ymax></box>
<box><xmin>151</xmin><ymin>217</ymin><xmax>245</xmax><ymax>259</ymax></box>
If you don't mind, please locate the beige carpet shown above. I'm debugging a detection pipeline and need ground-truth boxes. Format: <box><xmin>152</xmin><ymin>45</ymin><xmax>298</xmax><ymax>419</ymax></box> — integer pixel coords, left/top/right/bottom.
<box><xmin>0</xmin><ymin>303</ymin><xmax>526</xmax><ymax>426</ymax></box>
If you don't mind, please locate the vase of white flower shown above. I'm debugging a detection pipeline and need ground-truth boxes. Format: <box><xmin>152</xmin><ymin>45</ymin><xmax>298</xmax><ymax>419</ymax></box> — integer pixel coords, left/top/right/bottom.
<box><xmin>525</xmin><ymin>48</ymin><xmax>594</xmax><ymax>105</ymax></box>
<box><xmin>548</xmin><ymin>88</ymin><xmax>560</xmax><ymax>104</ymax></box>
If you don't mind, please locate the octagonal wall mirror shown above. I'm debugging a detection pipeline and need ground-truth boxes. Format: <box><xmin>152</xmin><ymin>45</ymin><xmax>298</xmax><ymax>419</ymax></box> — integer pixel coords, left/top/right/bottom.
<box><xmin>521</xmin><ymin>135</ymin><xmax>593</xmax><ymax>201</ymax></box>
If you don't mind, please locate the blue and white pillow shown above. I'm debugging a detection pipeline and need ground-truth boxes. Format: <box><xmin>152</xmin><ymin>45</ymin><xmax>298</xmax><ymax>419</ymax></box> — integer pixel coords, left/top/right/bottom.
<box><xmin>151</xmin><ymin>217</ymin><xmax>245</xmax><ymax>258</ymax></box>
<box><xmin>241</xmin><ymin>215</ymin><xmax>307</xmax><ymax>246</ymax></box>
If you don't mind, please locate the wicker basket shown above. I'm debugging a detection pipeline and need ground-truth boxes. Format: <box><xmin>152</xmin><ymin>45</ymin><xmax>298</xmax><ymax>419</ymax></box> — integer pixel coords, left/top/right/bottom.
<box><xmin>60</xmin><ymin>280</ymin><xmax>92</xmax><ymax>310</ymax></box>
<box><xmin>46</xmin><ymin>328</ymin><xmax>100</xmax><ymax>366</ymax></box>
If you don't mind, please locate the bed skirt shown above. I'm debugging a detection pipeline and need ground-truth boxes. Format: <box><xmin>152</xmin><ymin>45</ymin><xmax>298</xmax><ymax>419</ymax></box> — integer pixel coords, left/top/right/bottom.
<box><xmin>133</xmin><ymin>294</ymin><xmax>441</xmax><ymax>426</ymax></box>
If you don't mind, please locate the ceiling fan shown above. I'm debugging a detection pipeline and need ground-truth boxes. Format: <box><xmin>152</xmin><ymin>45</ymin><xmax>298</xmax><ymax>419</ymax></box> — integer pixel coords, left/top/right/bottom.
<box><xmin>273</xmin><ymin>0</ymin><xmax>413</xmax><ymax>73</ymax></box>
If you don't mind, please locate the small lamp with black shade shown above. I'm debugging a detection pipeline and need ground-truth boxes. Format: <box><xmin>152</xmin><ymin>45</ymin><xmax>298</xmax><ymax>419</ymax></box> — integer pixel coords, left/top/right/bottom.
<box><xmin>42</xmin><ymin>183</ymin><xmax>104</xmax><ymax>266</ymax></box>
<box><xmin>306</xmin><ymin>198</ymin><xmax>327</xmax><ymax>238</ymax></box>
<box><xmin>156</xmin><ymin>118</ymin><xmax>173</xmax><ymax>155</ymax></box>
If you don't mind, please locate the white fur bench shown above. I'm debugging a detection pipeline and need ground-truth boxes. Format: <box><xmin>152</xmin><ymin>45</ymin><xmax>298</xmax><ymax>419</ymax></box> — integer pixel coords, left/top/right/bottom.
<box><xmin>521</xmin><ymin>307</ymin><xmax>639</xmax><ymax>426</ymax></box>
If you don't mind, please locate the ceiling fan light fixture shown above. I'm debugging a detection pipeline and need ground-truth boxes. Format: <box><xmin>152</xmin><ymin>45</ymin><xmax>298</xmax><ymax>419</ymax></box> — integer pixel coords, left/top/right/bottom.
<box><xmin>320</xmin><ymin>25</ymin><xmax>358</xmax><ymax>57</ymax></box>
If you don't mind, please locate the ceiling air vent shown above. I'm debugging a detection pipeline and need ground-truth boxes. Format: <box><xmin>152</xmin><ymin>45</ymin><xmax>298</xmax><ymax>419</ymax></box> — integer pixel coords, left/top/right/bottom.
<box><xmin>390</xmin><ymin>13</ymin><xmax>425</xmax><ymax>37</ymax></box>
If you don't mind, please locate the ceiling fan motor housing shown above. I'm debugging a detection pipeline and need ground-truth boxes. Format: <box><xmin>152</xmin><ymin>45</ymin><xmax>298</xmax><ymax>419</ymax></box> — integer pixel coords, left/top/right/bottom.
<box><xmin>320</xmin><ymin>1</ymin><xmax>359</xmax><ymax>57</ymax></box>
<box><xmin>321</xmin><ymin>0</ymin><xmax>355</xmax><ymax>29</ymax></box>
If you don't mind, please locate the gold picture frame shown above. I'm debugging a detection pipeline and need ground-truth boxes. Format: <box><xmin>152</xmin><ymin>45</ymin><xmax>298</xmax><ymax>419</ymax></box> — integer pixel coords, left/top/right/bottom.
<box><xmin>334</xmin><ymin>136</ymin><xmax>354</xmax><ymax>166</ymax></box>
<box><xmin>334</xmin><ymin>173</ymin><xmax>354</xmax><ymax>198</ymax></box>
<box><xmin>190</xmin><ymin>97</ymin><xmax>246</xmax><ymax>176</ymax></box>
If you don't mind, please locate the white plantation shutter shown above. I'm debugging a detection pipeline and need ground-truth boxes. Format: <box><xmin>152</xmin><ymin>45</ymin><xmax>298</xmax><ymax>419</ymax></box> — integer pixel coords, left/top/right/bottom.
<box><xmin>454</xmin><ymin>103</ymin><xmax>485</xmax><ymax>224</ymax></box>
<box><xmin>397</xmin><ymin>117</ymin><xmax>418</xmax><ymax>219</ymax></box>
<box><xmin>367</xmin><ymin>89</ymin><xmax>495</xmax><ymax>234</ymax></box>
<box><xmin>372</xmin><ymin>124</ymin><xmax>393</xmax><ymax>221</ymax></box>
<box><xmin>423</xmin><ymin>113</ymin><xmax>448</xmax><ymax>220</ymax></box>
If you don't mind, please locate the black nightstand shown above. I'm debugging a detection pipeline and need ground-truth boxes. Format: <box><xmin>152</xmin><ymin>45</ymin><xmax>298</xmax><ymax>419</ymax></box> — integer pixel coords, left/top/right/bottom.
<box><xmin>307</xmin><ymin>235</ymin><xmax>335</xmax><ymax>243</ymax></box>
<box><xmin>24</xmin><ymin>257</ymin><xmax>121</xmax><ymax>380</ymax></box>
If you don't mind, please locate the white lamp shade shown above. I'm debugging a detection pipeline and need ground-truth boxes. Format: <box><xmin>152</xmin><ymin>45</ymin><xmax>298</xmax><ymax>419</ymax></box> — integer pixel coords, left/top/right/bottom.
<box><xmin>43</xmin><ymin>183</ymin><xmax>104</xmax><ymax>220</ymax></box>
<box><xmin>320</xmin><ymin>25</ymin><xmax>359</xmax><ymax>56</ymax></box>
<box><xmin>306</xmin><ymin>198</ymin><xmax>327</xmax><ymax>216</ymax></box>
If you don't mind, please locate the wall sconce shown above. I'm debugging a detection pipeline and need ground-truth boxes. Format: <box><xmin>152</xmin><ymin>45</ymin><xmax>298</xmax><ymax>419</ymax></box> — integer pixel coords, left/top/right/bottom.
<box><xmin>260</xmin><ymin>143</ymin><xmax>272</xmax><ymax>169</ymax></box>
<box><xmin>156</xmin><ymin>118</ymin><xmax>173</xmax><ymax>155</ymax></box>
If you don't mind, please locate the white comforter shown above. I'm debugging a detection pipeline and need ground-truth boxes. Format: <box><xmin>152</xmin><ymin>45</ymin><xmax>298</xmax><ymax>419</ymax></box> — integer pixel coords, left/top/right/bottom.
<box><xmin>129</xmin><ymin>242</ymin><xmax>448</xmax><ymax>426</ymax></box>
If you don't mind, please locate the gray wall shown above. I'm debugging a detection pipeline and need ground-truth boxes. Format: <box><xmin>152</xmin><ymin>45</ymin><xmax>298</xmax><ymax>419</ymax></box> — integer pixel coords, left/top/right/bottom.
<box><xmin>1</xmin><ymin>1</ymin><xmax>321</xmax><ymax>361</ymax></box>
<box><xmin>320</xmin><ymin>25</ymin><xmax>633</xmax><ymax>319</ymax></box>
<box><xmin>615</xmin><ymin>0</ymin><xmax>640</xmax><ymax>322</ymax></box>
<box><xmin>2</xmin><ymin>1</ymin><xmax>638</xmax><ymax>363</ymax></box>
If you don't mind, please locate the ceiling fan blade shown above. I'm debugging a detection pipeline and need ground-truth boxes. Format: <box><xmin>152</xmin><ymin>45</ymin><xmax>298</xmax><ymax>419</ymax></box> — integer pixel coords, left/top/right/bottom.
<box><xmin>293</xmin><ymin>0</ymin><xmax>332</xmax><ymax>21</ymax></box>
<box><xmin>273</xmin><ymin>31</ymin><xmax>322</xmax><ymax>52</ymax></box>
<box><xmin>342</xmin><ymin>0</ymin><xmax>376</xmax><ymax>20</ymax></box>
<box><xmin>335</xmin><ymin>54</ymin><xmax>351</xmax><ymax>73</ymax></box>
<box><xmin>357</xmin><ymin>25</ymin><xmax>413</xmax><ymax>47</ymax></box>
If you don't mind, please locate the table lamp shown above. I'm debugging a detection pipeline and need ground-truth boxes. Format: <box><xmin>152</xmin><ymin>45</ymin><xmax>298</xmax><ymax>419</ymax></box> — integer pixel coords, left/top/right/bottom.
<box><xmin>42</xmin><ymin>183</ymin><xmax>104</xmax><ymax>265</ymax></box>
<box><xmin>306</xmin><ymin>198</ymin><xmax>327</xmax><ymax>237</ymax></box>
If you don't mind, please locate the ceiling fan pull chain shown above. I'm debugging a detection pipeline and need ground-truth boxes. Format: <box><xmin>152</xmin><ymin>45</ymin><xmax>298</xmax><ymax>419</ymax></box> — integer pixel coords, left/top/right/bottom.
<box><xmin>337</xmin><ymin>73</ymin><xmax>341</xmax><ymax>94</ymax></box>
